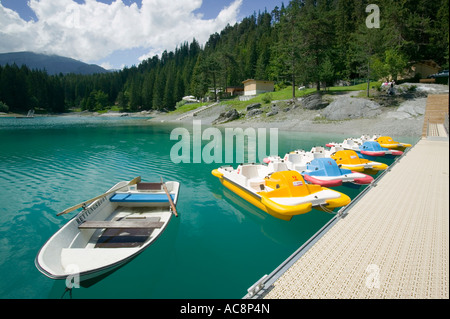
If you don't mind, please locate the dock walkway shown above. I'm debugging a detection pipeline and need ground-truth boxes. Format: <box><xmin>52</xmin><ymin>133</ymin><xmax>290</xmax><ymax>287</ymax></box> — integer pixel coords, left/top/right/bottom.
<box><xmin>422</xmin><ymin>94</ymin><xmax>449</xmax><ymax>137</ymax></box>
<box><xmin>246</xmin><ymin>94</ymin><xmax>449</xmax><ymax>299</ymax></box>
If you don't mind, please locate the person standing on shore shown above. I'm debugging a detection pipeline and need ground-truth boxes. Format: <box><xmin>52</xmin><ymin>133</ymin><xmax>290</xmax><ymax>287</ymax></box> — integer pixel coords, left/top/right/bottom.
<box><xmin>388</xmin><ymin>80</ymin><xmax>395</xmax><ymax>95</ymax></box>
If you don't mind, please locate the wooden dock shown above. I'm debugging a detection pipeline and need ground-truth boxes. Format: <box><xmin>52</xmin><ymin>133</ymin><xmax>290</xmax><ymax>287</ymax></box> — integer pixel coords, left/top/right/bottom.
<box><xmin>246</xmin><ymin>94</ymin><xmax>449</xmax><ymax>299</ymax></box>
<box><xmin>422</xmin><ymin>94</ymin><xmax>449</xmax><ymax>137</ymax></box>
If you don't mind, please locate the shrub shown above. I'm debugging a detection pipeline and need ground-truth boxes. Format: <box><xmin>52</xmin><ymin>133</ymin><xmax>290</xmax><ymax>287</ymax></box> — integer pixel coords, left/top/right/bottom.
<box><xmin>408</xmin><ymin>85</ymin><xmax>417</xmax><ymax>92</ymax></box>
<box><xmin>262</xmin><ymin>93</ymin><xmax>273</xmax><ymax>104</ymax></box>
<box><xmin>175</xmin><ymin>100</ymin><xmax>187</xmax><ymax>109</ymax></box>
<box><xmin>0</xmin><ymin>101</ymin><xmax>9</xmax><ymax>113</ymax></box>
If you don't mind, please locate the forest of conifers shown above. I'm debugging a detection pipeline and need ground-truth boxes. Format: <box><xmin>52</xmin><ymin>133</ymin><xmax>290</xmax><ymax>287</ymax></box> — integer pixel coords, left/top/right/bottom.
<box><xmin>0</xmin><ymin>0</ymin><xmax>448</xmax><ymax>113</ymax></box>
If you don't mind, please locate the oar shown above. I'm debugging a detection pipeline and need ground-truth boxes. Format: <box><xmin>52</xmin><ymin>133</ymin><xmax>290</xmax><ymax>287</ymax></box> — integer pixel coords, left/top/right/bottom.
<box><xmin>160</xmin><ymin>177</ymin><xmax>178</xmax><ymax>217</ymax></box>
<box><xmin>56</xmin><ymin>176</ymin><xmax>142</xmax><ymax>216</ymax></box>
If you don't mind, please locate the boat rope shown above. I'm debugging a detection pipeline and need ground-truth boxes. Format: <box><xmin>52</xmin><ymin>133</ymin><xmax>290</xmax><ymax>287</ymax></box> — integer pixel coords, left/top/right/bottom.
<box><xmin>61</xmin><ymin>287</ymin><xmax>73</xmax><ymax>299</ymax></box>
<box><xmin>319</xmin><ymin>204</ymin><xmax>338</xmax><ymax>215</ymax></box>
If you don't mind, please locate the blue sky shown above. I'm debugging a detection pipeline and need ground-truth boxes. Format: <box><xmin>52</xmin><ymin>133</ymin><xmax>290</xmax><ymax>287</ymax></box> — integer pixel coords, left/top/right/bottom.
<box><xmin>0</xmin><ymin>0</ymin><xmax>284</xmax><ymax>69</ymax></box>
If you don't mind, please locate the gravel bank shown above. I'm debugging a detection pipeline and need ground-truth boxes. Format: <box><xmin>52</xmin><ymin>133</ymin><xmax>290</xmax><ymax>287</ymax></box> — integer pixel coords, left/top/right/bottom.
<box><xmin>152</xmin><ymin>83</ymin><xmax>448</xmax><ymax>137</ymax></box>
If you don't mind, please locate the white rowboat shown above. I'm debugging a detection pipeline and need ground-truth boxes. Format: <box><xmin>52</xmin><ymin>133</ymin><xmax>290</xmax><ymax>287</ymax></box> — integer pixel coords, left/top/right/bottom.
<box><xmin>35</xmin><ymin>178</ymin><xmax>180</xmax><ymax>284</ymax></box>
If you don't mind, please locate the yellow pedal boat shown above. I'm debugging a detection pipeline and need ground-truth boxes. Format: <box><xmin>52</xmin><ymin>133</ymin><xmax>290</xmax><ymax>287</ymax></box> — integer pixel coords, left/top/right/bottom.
<box><xmin>212</xmin><ymin>164</ymin><xmax>351</xmax><ymax>221</ymax></box>
<box><xmin>359</xmin><ymin>135</ymin><xmax>412</xmax><ymax>151</ymax></box>
<box><xmin>330</xmin><ymin>149</ymin><xmax>388</xmax><ymax>174</ymax></box>
<box><xmin>374</xmin><ymin>136</ymin><xmax>412</xmax><ymax>151</ymax></box>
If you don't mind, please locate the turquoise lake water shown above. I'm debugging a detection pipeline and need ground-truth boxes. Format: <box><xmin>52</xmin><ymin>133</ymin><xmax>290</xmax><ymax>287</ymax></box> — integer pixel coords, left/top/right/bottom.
<box><xmin>0</xmin><ymin>116</ymin><xmax>418</xmax><ymax>299</ymax></box>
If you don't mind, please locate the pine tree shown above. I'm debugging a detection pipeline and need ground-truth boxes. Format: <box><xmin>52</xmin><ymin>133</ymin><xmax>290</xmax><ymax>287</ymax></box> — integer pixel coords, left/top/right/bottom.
<box><xmin>190</xmin><ymin>54</ymin><xmax>208</xmax><ymax>100</ymax></box>
<box><xmin>117</xmin><ymin>91</ymin><xmax>128</xmax><ymax>111</ymax></box>
<box><xmin>174</xmin><ymin>70</ymin><xmax>185</xmax><ymax>105</ymax></box>
<box><xmin>351</xmin><ymin>22</ymin><xmax>385</xmax><ymax>96</ymax></box>
<box><xmin>297</xmin><ymin>0</ymin><xmax>336</xmax><ymax>91</ymax></box>
<box><xmin>320</xmin><ymin>56</ymin><xmax>336</xmax><ymax>90</ymax></box>
<box><xmin>270</xmin><ymin>0</ymin><xmax>302</xmax><ymax>98</ymax></box>
<box><xmin>142</xmin><ymin>71</ymin><xmax>154</xmax><ymax>110</ymax></box>
<box><xmin>129</xmin><ymin>76</ymin><xmax>142</xmax><ymax>111</ymax></box>
<box><xmin>163</xmin><ymin>63</ymin><xmax>176</xmax><ymax>109</ymax></box>
<box><xmin>152</xmin><ymin>67</ymin><xmax>166</xmax><ymax>110</ymax></box>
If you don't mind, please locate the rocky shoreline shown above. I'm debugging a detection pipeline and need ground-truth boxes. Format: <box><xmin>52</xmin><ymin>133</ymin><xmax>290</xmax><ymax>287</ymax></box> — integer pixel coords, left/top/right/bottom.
<box><xmin>2</xmin><ymin>83</ymin><xmax>447</xmax><ymax>138</ymax></box>
<box><xmin>149</xmin><ymin>83</ymin><xmax>448</xmax><ymax>137</ymax></box>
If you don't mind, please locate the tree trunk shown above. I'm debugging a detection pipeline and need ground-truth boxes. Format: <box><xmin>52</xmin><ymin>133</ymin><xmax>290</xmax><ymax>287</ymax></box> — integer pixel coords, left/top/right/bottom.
<box><xmin>292</xmin><ymin>73</ymin><xmax>296</xmax><ymax>99</ymax></box>
<box><xmin>291</xmin><ymin>56</ymin><xmax>296</xmax><ymax>99</ymax></box>
<box><xmin>366</xmin><ymin>60</ymin><xmax>370</xmax><ymax>97</ymax></box>
<box><xmin>212</xmin><ymin>71</ymin><xmax>217</xmax><ymax>102</ymax></box>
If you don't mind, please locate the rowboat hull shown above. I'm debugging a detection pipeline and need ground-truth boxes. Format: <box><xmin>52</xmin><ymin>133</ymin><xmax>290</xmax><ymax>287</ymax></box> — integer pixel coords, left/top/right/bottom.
<box><xmin>35</xmin><ymin>179</ymin><xmax>180</xmax><ymax>284</ymax></box>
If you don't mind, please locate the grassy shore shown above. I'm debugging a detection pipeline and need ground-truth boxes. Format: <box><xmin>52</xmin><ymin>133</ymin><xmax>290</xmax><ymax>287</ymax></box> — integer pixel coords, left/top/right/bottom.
<box><xmin>155</xmin><ymin>82</ymin><xmax>448</xmax><ymax>138</ymax></box>
<box><xmin>169</xmin><ymin>82</ymin><xmax>382</xmax><ymax>115</ymax></box>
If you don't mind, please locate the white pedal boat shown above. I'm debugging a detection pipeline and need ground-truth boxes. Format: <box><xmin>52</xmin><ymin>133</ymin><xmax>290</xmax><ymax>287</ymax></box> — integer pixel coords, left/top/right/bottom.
<box><xmin>35</xmin><ymin>177</ymin><xmax>180</xmax><ymax>284</ymax></box>
<box><xmin>264</xmin><ymin>147</ymin><xmax>373</xmax><ymax>187</ymax></box>
<box><xmin>326</xmin><ymin>137</ymin><xmax>403</xmax><ymax>159</ymax></box>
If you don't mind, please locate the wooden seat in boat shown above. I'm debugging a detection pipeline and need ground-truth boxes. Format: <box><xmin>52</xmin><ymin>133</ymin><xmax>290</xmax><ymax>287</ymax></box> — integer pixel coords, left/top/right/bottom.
<box><xmin>88</xmin><ymin>217</ymin><xmax>164</xmax><ymax>248</ymax></box>
<box><xmin>136</xmin><ymin>182</ymin><xmax>163</xmax><ymax>191</ymax></box>
<box><xmin>78</xmin><ymin>220</ymin><xmax>164</xmax><ymax>229</ymax></box>
<box><xmin>95</xmin><ymin>228</ymin><xmax>154</xmax><ymax>248</ymax></box>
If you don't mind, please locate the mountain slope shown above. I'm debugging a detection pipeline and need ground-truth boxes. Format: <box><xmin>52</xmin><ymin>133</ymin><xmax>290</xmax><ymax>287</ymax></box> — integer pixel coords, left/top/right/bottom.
<box><xmin>0</xmin><ymin>51</ymin><xmax>108</xmax><ymax>75</ymax></box>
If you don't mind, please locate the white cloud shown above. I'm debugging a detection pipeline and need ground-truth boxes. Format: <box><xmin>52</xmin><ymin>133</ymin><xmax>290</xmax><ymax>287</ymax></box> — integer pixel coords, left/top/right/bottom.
<box><xmin>0</xmin><ymin>0</ymin><xmax>242</xmax><ymax>63</ymax></box>
<box><xmin>99</xmin><ymin>61</ymin><xmax>115</xmax><ymax>70</ymax></box>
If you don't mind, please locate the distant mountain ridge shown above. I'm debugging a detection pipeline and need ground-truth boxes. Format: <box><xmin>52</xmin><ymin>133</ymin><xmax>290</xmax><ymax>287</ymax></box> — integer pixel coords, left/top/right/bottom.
<box><xmin>0</xmin><ymin>51</ymin><xmax>108</xmax><ymax>75</ymax></box>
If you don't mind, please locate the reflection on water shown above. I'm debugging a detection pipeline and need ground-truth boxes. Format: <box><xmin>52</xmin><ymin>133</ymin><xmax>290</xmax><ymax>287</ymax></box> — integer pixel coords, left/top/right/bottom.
<box><xmin>0</xmin><ymin>116</ymin><xmax>418</xmax><ymax>298</ymax></box>
<box><xmin>0</xmin><ymin>115</ymin><xmax>151</xmax><ymax>130</ymax></box>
